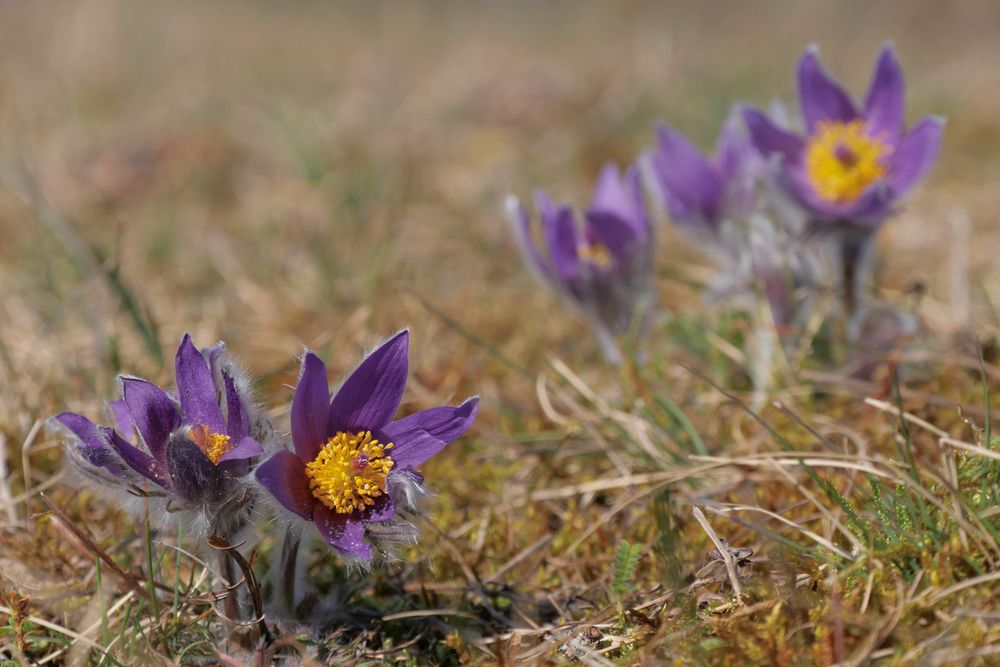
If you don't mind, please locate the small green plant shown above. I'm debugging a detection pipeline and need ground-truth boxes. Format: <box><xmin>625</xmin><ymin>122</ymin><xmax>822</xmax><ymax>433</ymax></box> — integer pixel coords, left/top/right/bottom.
<box><xmin>611</xmin><ymin>540</ymin><xmax>643</xmax><ymax>604</ymax></box>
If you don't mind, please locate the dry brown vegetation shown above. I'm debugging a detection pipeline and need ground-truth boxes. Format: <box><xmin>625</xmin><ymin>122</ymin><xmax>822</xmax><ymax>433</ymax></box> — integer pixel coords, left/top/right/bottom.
<box><xmin>2</xmin><ymin>1</ymin><xmax>1000</xmax><ymax>664</ymax></box>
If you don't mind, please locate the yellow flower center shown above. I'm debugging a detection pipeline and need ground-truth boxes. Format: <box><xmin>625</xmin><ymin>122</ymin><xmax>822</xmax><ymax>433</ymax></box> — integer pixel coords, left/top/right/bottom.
<box><xmin>578</xmin><ymin>242</ymin><xmax>613</xmax><ymax>270</ymax></box>
<box><xmin>189</xmin><ymin>424</ymin><xmax>234</xmax><ymax>465</ymax></box>
<box><xmin>804</xmin><ymin>120</ymin><xmax>892</xmax><ymax>203</ymax></box>
<box><xmin>304</xmin><ymin>431</ymin><xmax>394</xmax><ymax>514</ymax></box>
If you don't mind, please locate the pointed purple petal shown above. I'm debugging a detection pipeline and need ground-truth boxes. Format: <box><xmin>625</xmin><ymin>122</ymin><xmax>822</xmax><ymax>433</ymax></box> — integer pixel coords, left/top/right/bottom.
<box><xmin>505</xmin><ymin>195</ymin><xmax>553</xmax><ymax>280</ymax></box>
<box><xmin>742</xmin><ymin>106</ymin><xmax>805</xmax><ymax>162</ymax></box>
<box><xmin>255</xmin><ymin>450</ymin><xmax>315</xmax><ymax>520</ymax></box>
<box><xmin>328</xmin><ymin>331</ymin><xmax>410</xmax><ymax>433</ymax></box>
<box><xmin>887</xmin><ymin>117</ymin><xmax>944</xmax><ymax>196</ymax></box>
<box><xmin>314</xmin><ymin>505</ymin><xmax>371</xmax><ymax>560</ymax></box>
<box><xmin>175</xmin><ymin>334</ymin><xmax>225</xmax><ymax>434</ymax></box>
<box><xmin>383</xmin><ymin>397</ymin><xmax>479</xmax><ymax>469</ymax></box>
<box><xmin>864</xmin><ymin>44</ymin><xmax>905</xmax><ymax>143</ymax></box>
<box><xmin>535</xmin><ymin>191</ymin><xmax>580</xmax><ymax>283</ymax></box>
<box><xmin>589</xmin><ymin>163</ymin><xmax>639</xmax><ymax>224</ymax></box>
<box><xmin>121</xmin><ymin>377</ymin><xmax>179</xmax><ymax>467</ymax></box>
<box><xmin>105</xmin><ymin>427</ymin><xmax>169</xmax><ymax>487</ymax></box>
<box><xmin>222</xmin><ymin>371</ymin><xmax>249</xmax><ymax>439</ymax></box>
<box><xmin>291</xmin><ymin>352</ymin><xmax>331</xmax><ymax>462</ymax></box>
<box><xmin>218</xmin><ymin>436</ymin><xmax>264</xmax><ymax>463</ymax></box>
<box><xmin>652</xmin><ymin>123</ymin><xmax>723</xmax><ymax>225</ymax></box>
<box><xmin>54</xmin><ymin>412</ymin><xmax>107</xmax><ymax>451</ymax></box>
<box><xmin>624</xmin><ymin>164</ymin><xmax>652</xmax><ymax>238</ymax></box>
<box><xmin>52</xmin><ymin>413</ymin><xmax>121</xmax><ymax>474</ymax></box>
<box><xmin>797</xmin><ymin>46</ymin><xmax>859</xmax><ymax>131</ymax></box>
<box><xmin>585</xmin><ymin>164</ymin><xmax>647</xmax><ymax>248</ymax></box>
<box><xmin>205</xmin><ymin>342</ymin><xmax>227</xmax><ymax>371</ymax></box>
<box><xmin>107</xmin><ymin>400</ymin><xmax>134</xmax><ymax>442</ymax></box>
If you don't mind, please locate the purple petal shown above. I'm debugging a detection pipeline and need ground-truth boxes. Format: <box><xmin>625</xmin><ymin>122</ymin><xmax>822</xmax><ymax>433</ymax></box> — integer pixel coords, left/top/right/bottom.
<box><xmin>864</xmin><ymin>44</ymin><xmax>905</xmax><ymax>143</ymax></box>
<box><xmin>505</xmin><ymin>195</ymin><xmax>553</xmax><ymax>280</ymax></box>
<box><xmin>52</xmin><ymin>413</ymin><xmax>121</xmax><ymax>474</ymax></box>
<box><xmin>218</xmin><ymin>436</ymin><xmax>264</xmax><ymax>463</ymax></box>
<box><xmin>360</xmin><ymin>493</ymin><xmax>396</xmax><ymax>523</ymax></box>
<box><xmin>254</xmin><ymin>450</ymin><xmax>315</xmax><ymax>520</ymax></box>
<box><xmin>291</xmin><ymin>352</ymin><xmax>331</xmax><ymax>462</ymax></box>
<box><xmin>105</xmin><ymin>427</ymin><xmax>169</xmax><ymax>487</ymax></box>
<box><xmin>165</xmin><ymin>434</ymin><xmax>224</xmax><ymax>503</ymax></box>
<box><xmin>314</xmin><ymin>505</ymin><xmax>371</xmax><ymax>560</ymax></box>
<box><xmin>742</xmin><ymin>106</ymin><xmax>805</xmax><ymax>163</ymax></box>
<box><xmin>107</xmin><ymin>400</ymin><xmax>134</xmax><ymax>442</ymax></box>
<box><xmin>585</xmin><ymin>164</ymin><xmax>647</xmax><ymax>250</ymax></box>
<box><xmin>784</xmin><ymin>166</ymin><xmax>893</xmax><ymax>223</ymax></box>
<box><xmin>652</xmin><ymin>123</ymin><xmax>723</xmax><ymax>225</ymax></box>
<box><xmin>54</xmin><ymin>412</ymin><xmax>107</xmax><ymax>451</ymax></box>
<box><xmin>797</xmin><ymin>46</ymin><xmax>859</xmax><ymax>131</ymax></box>
<box><xmin>624</xmin><ymin>165</ymin><xmax>652</xmax><ymax>238</ymax></box>
<box><xmin>174</xmin><ymin>334</ymin><xmax>225</xmax><ymax>434</ymax></box>
<box><xmin>887</xmin><ymin>117</ymin><xmax>944</xmax><ymax>196</ymax></box>
<box><xmin>536</xmin><ymin>191</ymin><xmax>581</xmax><ymax>283</ymax></box>
<box><xmin>383</xmin><ymin>397</ymin><xmax>479</xmax><ymax>469</ymax></box>
<box><xmin>121</xmin><ymin>377</ymin><xmax>179</xmax><ymax>467</ymax></box>
<box><xmin>222</xmin><ymin>371</ymin><xmax>249</xmax><ymax>439</ymax></box>
<box><xmin>582</xmin><ymin>211</ymin><xmax>638</xmax><ymax>263</ymax></box>
<box><xmin>204</xmin><ymin>342</ymin><xmax>227</xmax><ymax>371</ymax></box>
<box><xmin>589</xmin><ymin>163</ymin><xmax>639</xmax><ymax>224</ymax></box>
<box><xmin>328</xmin><ymin>331</ymin><xmax>409</xmax><ymax>433</ymax></box>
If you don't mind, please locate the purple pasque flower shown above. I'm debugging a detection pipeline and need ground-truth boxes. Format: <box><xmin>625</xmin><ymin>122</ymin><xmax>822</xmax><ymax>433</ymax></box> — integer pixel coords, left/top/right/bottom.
<box><xmin>505</xmin><ymin>163</ymin><xmax>653</xmax><ymax>363</ymax></box>
<box><xmin>51</xmin><ymin>334</ymin><xmax>266</xmax><ymax>514</ymax></box>
<box><xmin>254</xmin><ymin>331</ymin><xmax>478</xmax><ymax>562</ymax></box>
<box><xmin>741</xmin><ymin>44</ymin><xmax>944</xmax><ymax>226</ymax></box>
<box><xmin>651</xmin><ymin>109</ymin><xmax>760</xmax><ymax>235</ymax></box>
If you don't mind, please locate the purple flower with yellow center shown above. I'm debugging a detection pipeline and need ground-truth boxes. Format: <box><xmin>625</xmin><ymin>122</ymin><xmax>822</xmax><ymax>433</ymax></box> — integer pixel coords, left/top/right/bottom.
<box><xmin>741</xmin><ymin>44</ymin><xmax>943</xmax><ymax>225</ymax></box>
<box><xmin>505</xmin><ymin>163</ymin><xmax>653</xmax><ymax>364</ymax></box>
<box><xmin>650</xmin><ymin>109</ymin><xmax>760</xmax><ymax>236</ymax></box>
<box><xmin>254</xmin><ymin>331</ymin><xmax>479</xmax><ymax>561</ymax></box>
<box><xmin>51</xmin><ymin>334</ymin><xmax>266</xmax><ymax>509</ymax></box>
<box><xmin>741</xmin><ymin>44</ymin><xmax>943</xmax><ymax>314</ymax></box>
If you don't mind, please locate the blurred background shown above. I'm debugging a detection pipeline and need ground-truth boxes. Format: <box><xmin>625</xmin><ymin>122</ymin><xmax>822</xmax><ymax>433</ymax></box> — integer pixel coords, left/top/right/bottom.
<box><xmin>2</xmin><ymin>2</ymin><xmax>998</xmax><ymax>390</ymax></box>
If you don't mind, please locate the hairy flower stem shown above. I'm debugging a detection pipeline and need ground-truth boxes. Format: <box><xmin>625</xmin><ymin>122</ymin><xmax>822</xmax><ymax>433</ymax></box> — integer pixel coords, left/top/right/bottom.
<box><xmin>208</xmin><ymin>494</ymin><xmax>254</xmax><ymax>626</ymax></box>
<box><xmin>275</xmin><ymin>525</ymin><xmax>303</xmax><ymax>617</ymax></box>
<box><xmin>217</xmin><ymin>549</ymin><xmax>240</xmax><ymax>622</ymax></box>
<box><xmin>836</xmin><ymin>226</ymin><xmax>877</xmax><ymax>318</ymax></box>
<box><xmin>591</xmin><ymin>320</ymin><xmax>624</xmax><ymax>366</ymax></box>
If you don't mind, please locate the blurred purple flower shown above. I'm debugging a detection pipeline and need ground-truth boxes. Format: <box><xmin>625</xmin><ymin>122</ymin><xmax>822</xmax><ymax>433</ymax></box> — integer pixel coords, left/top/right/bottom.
<box><xmin>254</xmin><ymin>331</ymin><xmax>478</xmax><ymax>562</ymax></box>
<box><xmin>51</xmin><ymin>334</ymin><xmax>266</xmax><ymax>512</ymax></box>
<box><xmin>650</xmin><ymin>109</ymin><xmax>760</xmax><ymax>233</ymax></box>
<box><xmin>505</xmin><ymin>163</ymin><xmax>654</xmax><ymax>363</ymax></box>
<box><xmin>741</xmin><ymin>44</ymin><xmax>943</xmax><ymax>226</ymax></box>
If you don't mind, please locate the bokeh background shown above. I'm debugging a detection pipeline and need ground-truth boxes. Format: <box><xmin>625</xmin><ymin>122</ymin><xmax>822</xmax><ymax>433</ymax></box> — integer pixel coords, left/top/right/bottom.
<box><xmin>1</xmin><ymin>0</ymin><xmax>1000</xmax><ymax>662</ymax></box>
<box><xmin>1</xmin><ymin>1</ymin><xmax>998</xmax><ymax>388</ymax></box>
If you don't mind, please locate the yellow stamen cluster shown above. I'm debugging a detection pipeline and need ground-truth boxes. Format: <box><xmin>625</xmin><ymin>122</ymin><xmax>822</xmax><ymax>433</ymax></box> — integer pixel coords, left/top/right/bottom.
<box><xmin>804</xmin><ymin>120</ymin><xmax>891</xmax><ymax>203</ymax></box>
<box><xmin>578</xmin><ymin>242</ymin><xmax>613</xmax><ymax>270</ymax></box>
<box><xmin>304</xmin><ymin>431</ymin><xmax>394</xmax><ymax>514</ymax></box>
<box><xmin>189</xmin><ymin>424</ymin><xmax>234</xmax><ymax>465</ymax></box>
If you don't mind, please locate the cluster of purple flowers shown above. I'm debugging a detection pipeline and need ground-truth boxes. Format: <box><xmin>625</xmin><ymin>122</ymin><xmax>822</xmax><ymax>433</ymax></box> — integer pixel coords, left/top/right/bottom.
<box><xmin>52</xmin><ymin>332</ymin><xmax>478</xmax><ymax>565</ymax></box>
<box><xmin>507</xmin><ymin>44</ymin><xmax>942</xmax><ymax>359</ymax></box>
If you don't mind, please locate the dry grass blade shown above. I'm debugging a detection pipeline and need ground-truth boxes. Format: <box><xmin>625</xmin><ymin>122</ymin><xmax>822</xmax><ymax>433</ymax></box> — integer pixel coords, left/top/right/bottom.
<box><xmin>691</xmin><ymin>507</ymin><xmax>743</xmax><ymax>604</ymax></box>
<box><xmin>38</xmin><ymin>493</ymin><xmax>153</xmax><ymax>602</ymax></box>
